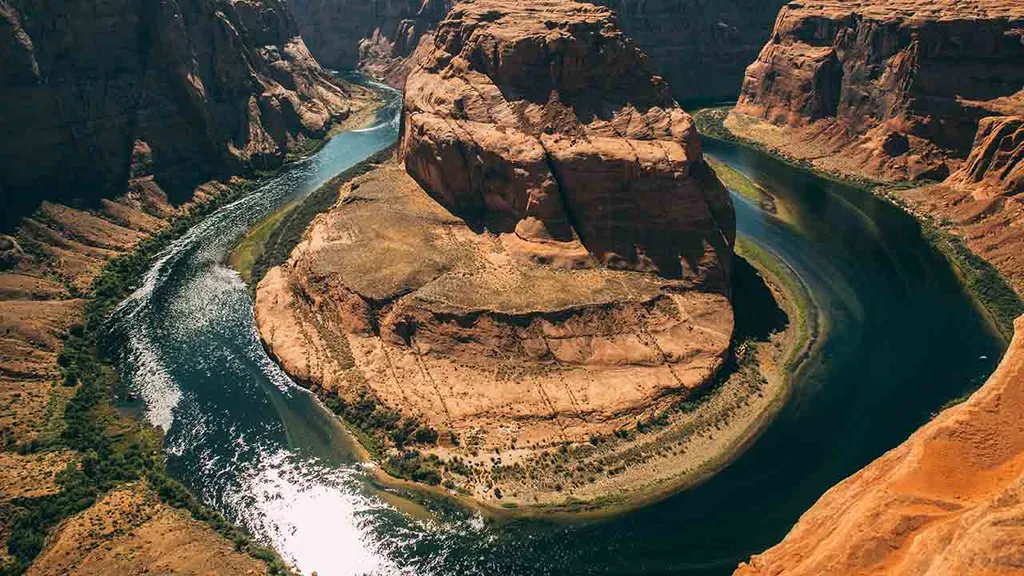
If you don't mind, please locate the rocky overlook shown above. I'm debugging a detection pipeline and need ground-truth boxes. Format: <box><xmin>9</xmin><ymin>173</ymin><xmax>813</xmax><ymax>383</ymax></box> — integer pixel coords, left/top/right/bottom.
<box><xmin>730</xmin><ymin>0</ymin><xmax>1024</xmax><ymax>183</ymax></box>
<box><xmin>0</xmin><ymin>0</ymin><xmax>374</xmax><ymax>230</ymax></box>
<box><xmin>256</xmin><ymin>0</ymin><xmax>745</xmax><ymax>509</ymax></box>
<box><xmin>736</xmin><ymin>315</ymin><xmax>1024</xmax><ymax>575</ymax></box>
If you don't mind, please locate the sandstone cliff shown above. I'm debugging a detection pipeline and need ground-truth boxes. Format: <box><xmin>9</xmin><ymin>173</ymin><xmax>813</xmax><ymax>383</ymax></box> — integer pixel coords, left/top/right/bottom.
<box><xmin>736</xmin><ymin>315</ymin><xmax>1024</xmax><ymax>575</ymax></box>
<box><xmin>288</xmin><ymin>0</ymin><xmax>453</xmax><ymax>85</ymax></box>
<box><xmin>594</xmin><ymin>0</ymin><xmax>787</xmax><ymax>103</ymax></box>
<box><xmin>401</xmin><ymin>0</ymin><xmax>735</xmax><ymax>286</ymax></box>
<box><xmin>257</xmin><ymin>0</ymin><xmax>746</xmax><ymax>509</ymax></box>
<box><xmin>893</xmin><ymin>113</ymin><xmax>1024</xmax><ymax>294</ymax></box>
<box><xmin>731</xmin><ymin>0</ymin><xmax>1024</xmax><ymax>183</ymax></box>
<box><xmin>287</xmin><ymin>0</ymin><xmax>785</xmax><ymax>101</ymax></box>
<box><xmin>0</xmin><ymin>0</ymin><xmax>372</xmax><ymax>230</ymax></box>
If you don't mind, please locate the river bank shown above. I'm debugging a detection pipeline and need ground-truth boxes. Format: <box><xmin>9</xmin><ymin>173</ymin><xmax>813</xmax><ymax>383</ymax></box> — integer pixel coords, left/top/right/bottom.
<box><xmin>99</xmin><ymin>84</ymin><xmax>1006</xmax><ymax>574</ymax></box>
<box><xmin>241</xmin><ymin>139</ymin><xmax>817</xmax><ymax>518</ymax></box>
<box><xmin>0</xmin><ymin>75</ymin><xmax>388</xmax><ymax>575</ymax></box>
<box><xmin>0</xmin><ymin>178</ymin><xmax>290</xmax><ymax>575</ymax></box>
<box><xmin>693</xmin><ymin>107</ymin><xmax>1023</xmax><ymax>344</ymax></box>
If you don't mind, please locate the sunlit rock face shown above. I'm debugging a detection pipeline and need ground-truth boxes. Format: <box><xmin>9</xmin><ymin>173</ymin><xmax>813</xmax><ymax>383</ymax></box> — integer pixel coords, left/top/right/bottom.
<box><xmin>400</xmin><ymin>0</ymin><xmax>735</xmax><ymax>289</ymax></box>
<box><xmin>734</xmin><ymin>0</ymin><xmax>1024</xmax><ymax>182</ymax></box>
<box><xmin>256</xmin><ymin>0</ymin><xmax>738</xmax><ymax>508</ymax></box>
<box><xmin>737</xmin><ymin>316</ymin><xmax>1024</xmax><ymax>576</ymax></box>
<box><xmin>0</xmin><ymin>0</ymin><xmax>357</xmax><ymax>229</ymax></box>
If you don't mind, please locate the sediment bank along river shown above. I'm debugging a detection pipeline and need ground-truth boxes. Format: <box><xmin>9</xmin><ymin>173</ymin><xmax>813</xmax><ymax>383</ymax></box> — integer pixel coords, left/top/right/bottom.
<box><xmin>107</xmin><ymin>88</ymin><xmax>1005</xmax><ymax>575</ymax></box>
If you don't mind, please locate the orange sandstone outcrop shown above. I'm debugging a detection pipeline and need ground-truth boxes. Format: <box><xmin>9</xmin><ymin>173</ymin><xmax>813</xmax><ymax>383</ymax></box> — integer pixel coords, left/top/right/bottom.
<box><xmin>894</xmin><ymin>114</ymin><xmax>1024</xmax><ymax>293</ymax></box>
<box><xmin>402</xmin><ymin>0</ymin><xmax>735</xmax><ymax>287</ymax></box>
<box><xmin>730</xmin><ymin>0</ymin><xmax>1024</xmax><ymax>183</ymax></box>
<box><xmin>257</xmin><ymin>0</ymin><xmax>740</xmax><ymax>508</ymax></box>
<box><xmin>736</xmin><ymin>315</ymin><xmax>1024</xmax><ymax>575</ymax></box>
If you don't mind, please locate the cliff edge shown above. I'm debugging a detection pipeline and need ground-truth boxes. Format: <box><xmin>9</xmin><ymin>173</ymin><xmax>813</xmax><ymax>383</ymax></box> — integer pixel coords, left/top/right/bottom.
<box><xmin>256</xmin><ymin>0</ymin><xmax>746</xmax><ymax>510</ymax></box>
<box><xmin>736</xmin><ymin>315</ymin><xmax>1024</xmax><ymax>575</ymax></box>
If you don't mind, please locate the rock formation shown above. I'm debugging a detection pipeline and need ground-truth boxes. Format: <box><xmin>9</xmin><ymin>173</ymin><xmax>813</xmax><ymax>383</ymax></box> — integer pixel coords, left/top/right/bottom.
<box><xmin>287</xmin><ymin>0</ymin><xmax>786</xmax><ymax>101</ymax></box>
<box><xmin>401</xmin><ymin>0</ymin><xmax>735</xmax><ymax>286</ymax></box>
<box><xmin>894</xmin><ymin>112</ymin><xmax>1024</xmax><ymax>294</ymax></box>
<box><xmin>288</xmin><ymin>0</ymin><xmax>454</xmax><ymax>85</ymax></box>
<box><xmin>594</xmin><ymin>0</ymin><xmax>788</xmax><ymax>103</ymax></box>
<box><xmin>736</xmin><ymin>315</ymin><xmax>1024</xmax><ymax>575</ymax></box>
<box><xmin>0</xmin><ymin>0</ymin><xmax>373</xmax><ymax>230</ymax></box>
<box><xmin>257</xmin><ymin>0</ymin><xmax>740</xmax><ymax>508</ymax></box>
<box><xmin>730</xmin><ymin>0</ymin><xmax>1024</xmax><ymax>183</ymax></box>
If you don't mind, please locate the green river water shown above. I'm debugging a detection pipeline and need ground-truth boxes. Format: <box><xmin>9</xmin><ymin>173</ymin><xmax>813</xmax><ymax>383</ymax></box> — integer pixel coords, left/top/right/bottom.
<box><xmin>107</xmin><ymin>83</ymin><xmax>1004</xmax><ymax>575</ymax></box>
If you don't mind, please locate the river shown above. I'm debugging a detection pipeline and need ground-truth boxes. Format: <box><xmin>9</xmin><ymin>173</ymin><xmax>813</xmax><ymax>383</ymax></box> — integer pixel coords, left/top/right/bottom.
<box><xmin>106</xmin><ymin>85</ymin><xmax>1004</xmax><ymax>575</ymax></box>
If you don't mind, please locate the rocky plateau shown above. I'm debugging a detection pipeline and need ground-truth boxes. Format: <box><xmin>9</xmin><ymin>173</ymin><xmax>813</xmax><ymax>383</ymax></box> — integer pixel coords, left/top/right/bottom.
<box><xmin>256</xmin><ymin>0</ymin><xmax>749</xmax><ymax>509</ymax></box>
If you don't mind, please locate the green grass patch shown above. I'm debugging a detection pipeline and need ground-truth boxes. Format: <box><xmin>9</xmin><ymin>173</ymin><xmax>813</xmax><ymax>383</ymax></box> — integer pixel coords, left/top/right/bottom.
<box><xmin>229</xmin><ymin>201</ymin><xmax>297</xmax><ymax>286</ymax></box>
<box><xmin>923</xmin><ymin>226</ymin><xmax>1023</xmax><ymax>342</ymax></box>
<box><xmin>706</xmin><ymin>158</ymin><xmax>777</xmax><ymax>214</ymax></box>
<box><xmin>242</xmin><ymin>145</ymin><xmax>396</xmax><ymax>292</ymax></box>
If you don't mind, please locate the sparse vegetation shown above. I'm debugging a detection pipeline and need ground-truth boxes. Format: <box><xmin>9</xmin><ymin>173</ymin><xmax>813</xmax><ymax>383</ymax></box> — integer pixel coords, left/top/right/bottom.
<box><xmin>240</xmin><ymin>145</ymin><xmax>397</xmax><ymax>292</ymax></box>
<box><xmin>1</xmin><ymin>179</ymin><xmax>290</xmax><ymax>576</ymax></box>
<box><xmin>922</xmin><ymin>225</ymin><xmax>1023</xmax><ymax>342</ymax></box>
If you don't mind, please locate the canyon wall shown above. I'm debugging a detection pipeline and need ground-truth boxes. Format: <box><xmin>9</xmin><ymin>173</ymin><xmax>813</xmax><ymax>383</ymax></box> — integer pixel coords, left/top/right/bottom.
<box><xmin>257</xmin><ymin>0</ymin><xmax>742</xmax><ymax>509</ymax></box>
<box><xmin>732</xmin><ymin>0</ymin><xmax>1024</xmax><ymax>182</ymax></box>
<box><xmin>287</xmin><ymin>0</ymin><xmax>786</xmax><ymax>101</ymax></box>
<box><xmin>736</xmin><ymin>315</ymin><xmax>1024</xmax><ymax>575</ymax></box>
<box><xmin>594</xmin><ymin>0</ymin><xmax>788</xmax><ymax>104</ymax></box>
<box><xmin>288</xmin><ymin>0</ymin><xmax>454</xmax><ymax>84</ymax></box>
<box><xmin>0</xmin><ymin>0</ymin><xmax>370</xmax><ymax>230</ymax></box>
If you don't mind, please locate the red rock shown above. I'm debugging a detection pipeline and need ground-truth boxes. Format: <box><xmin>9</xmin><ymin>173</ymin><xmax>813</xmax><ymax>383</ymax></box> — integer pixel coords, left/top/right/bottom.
<box><xmin>734</xmin><ymin>0</ymin><xmax>1024</xmax><ymax>182</ymax></box>
<box><xmin>736</xmin><ymin>316</ymin><xmax>1024</xmax><ymax>575</ymax></box>
<box><xmin>400</xmin><ymin>0</ymin><xmax>735</xmax><ymax>288</ymax></box>
<box><xmin>0</xmin><ymin>0</ymin><xmax>367</xmax><ymax>229</ymax></box>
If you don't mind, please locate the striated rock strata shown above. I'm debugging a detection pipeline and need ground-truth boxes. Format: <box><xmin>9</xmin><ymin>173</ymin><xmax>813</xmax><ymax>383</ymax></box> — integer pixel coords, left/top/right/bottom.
<box><xmin>0</xmin><ymin>0</ymin><xmax>373</xmax><ymax>230</ymax></box>
<box><xmin>289</xmin><ymin>0</ymin><xmax>454</xmax><ymax>85</ymax></box>
<box><xmin>736</xmin><ymin>315</ymin><xmax>1024</xmax><ymax>575</ymax></box>
<box><xmin>257</xmin><ymin>0</ymin><xmax>739</xmax><ymax>508</ymax></box>
<box><xmin>401</xmin><ymin>0</ymin><xmax>735</xmax><ymax>286</ymax></box>
<box><xmin>731</xmin><ymin>0</ymin><xmax>1024</xmax><ymax>183</ymax></box>
<box><xmin>287</xmin><ymin>0</ymin><xmax>785</xmax><ymax>101</ymax></box>
<box><xmin>894</xmin><ymin>113</ymin><xmax>1024</xmax><ymax>294</ymax></box>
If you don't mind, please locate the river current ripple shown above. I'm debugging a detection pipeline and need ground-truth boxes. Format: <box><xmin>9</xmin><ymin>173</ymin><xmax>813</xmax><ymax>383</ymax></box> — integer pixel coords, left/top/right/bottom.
<box><xmin>105</xmin><ymin>85</ymin><xmax>1003</xmax><ymax>576</ymax></box>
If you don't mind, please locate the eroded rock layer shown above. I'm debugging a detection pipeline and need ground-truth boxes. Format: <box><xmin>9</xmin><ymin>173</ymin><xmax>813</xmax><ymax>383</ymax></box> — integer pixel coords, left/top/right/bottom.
<box><xmin>736</xmin><ymin>315</ymin><xmax>1024</xmax><ymax>575</ymax></box>
<box><xmin>594</xmin><ymin>0</ymin><xmax>788</xmax><ymax>103</ymax></box>
<box><xmin>0</xmin><ymin>0</ymin><xmax>370</xmax><ymax>230</ymax></box>
<box><xmin>401</xmin><ymin>0</ymin><xmax>735</xmax><ymax>289</ymax></box>
<box><xmin>257</xmin><ymin>0</ymin><xmax>737</xmax><ymax>508</ymax></box>
<box><xmin>732</xmin><ymin>0</ymin><xmax>1024</xmax><ymax>182</ymax></box>
<box><xmin>288</xmin><ymin>0</ymin><xmax>786</xmax><ymax>101</ymax></box>
<box><xmin>892</xmin><ymin>113</ymin><xmax>1024</xmax><ymax>294</ymax></box>
<box><xmin>289</xmin><ymin>0</ymin><xmax>454</xmax><ymax>85</ymax></box>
